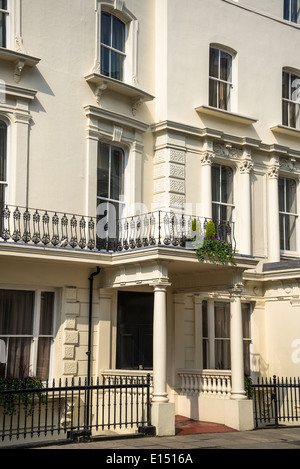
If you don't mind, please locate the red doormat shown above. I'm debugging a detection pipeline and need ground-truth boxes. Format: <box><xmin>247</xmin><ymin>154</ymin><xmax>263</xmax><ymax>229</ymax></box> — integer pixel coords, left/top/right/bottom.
<box><xmin>175</xmin><ymin>415</ymin><xmax>237</xmax><ymax>435</ymax></box>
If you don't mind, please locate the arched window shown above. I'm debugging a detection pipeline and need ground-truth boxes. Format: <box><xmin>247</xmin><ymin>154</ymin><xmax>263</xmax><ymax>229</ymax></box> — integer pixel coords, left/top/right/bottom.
<box><xmin>0</xmin><ymin>119</ymin><xmax>7</xmax><ymax>208</ymax></box>
<box><xmin>100</xmin><ymin>11</ymin><xmax>126</xmax><ymax>81</ymax></box>
<box><xmin>209</xmin><ymin>47</ymin><xmax>234</xmax><ymax>111</ymax></box>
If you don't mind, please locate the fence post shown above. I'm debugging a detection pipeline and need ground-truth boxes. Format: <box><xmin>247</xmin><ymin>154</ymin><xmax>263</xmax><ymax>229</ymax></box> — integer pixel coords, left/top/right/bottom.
<box><xmin>272</xmin><ymin>375</ymin><xmax>279</xmax><ymax>426</ymax></box>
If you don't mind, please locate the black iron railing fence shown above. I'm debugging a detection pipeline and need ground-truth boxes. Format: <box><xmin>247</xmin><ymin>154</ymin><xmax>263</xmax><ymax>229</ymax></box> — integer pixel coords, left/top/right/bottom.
<box><xmin>0</xmin><ymin>204</ymin><xmax>236</xmax><ymax>253</ymax></box>
<box><xmin>0</xmin><ymin>375</ymin><xmax>151</xmax><ymax>444</ymax></box>
<box><xmin>249</xmin><ymin>375</ymin><xmax>300</xmax><ymax>428</ymax></box>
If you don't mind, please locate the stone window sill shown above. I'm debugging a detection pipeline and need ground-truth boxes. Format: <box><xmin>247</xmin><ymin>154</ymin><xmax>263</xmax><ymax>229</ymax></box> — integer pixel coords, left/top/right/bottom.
<box><xmin>195</xmin><ymin>105</ymin><xmax>258</xmax><ymax>125</ymax></box>
<box><xmin>0</xmin><ymin>47</ymin><xmax>40</xmax><ymax>83</ymax></box>
<box><xmin>85</xmin><ymin>73</ymin><xmax>154</xmax><ymax>115</ymax></box>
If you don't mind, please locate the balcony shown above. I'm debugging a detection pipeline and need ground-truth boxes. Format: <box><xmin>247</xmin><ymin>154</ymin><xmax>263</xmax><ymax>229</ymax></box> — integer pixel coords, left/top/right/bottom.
<box><xmin>0</xmin><ymin>205</ymin><xmax>236</xmax><ymax>256</ymax></box>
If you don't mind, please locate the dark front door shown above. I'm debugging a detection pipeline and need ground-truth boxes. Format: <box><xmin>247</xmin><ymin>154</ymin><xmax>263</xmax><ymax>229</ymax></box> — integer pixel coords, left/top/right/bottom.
<box><xmin>116</xmin><ymin>291</ymin><xmax>154</xmax><ymax>370</ymax></box>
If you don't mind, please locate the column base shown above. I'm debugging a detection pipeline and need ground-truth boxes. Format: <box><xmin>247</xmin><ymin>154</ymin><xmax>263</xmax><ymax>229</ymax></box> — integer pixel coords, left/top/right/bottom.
<box><xmin>225</xmin><ymin>399</ymin><xmax>254</xmax><ymax>431</ymax></box>
<box><xmin>151</xmin><ymin>402</ymin><xmax>175</xmax><ymax>436</ymax></box>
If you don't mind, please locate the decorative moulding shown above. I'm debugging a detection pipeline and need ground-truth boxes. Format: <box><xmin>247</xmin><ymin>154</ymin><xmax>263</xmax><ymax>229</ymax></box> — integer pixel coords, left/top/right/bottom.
<box><xmin>195</xmin><ymin>105</ymin><xmax>258</xmax><ymax>125</ymax></box>
<box><xmin>0</xmin><ymin>47</ymin><xmax>40</xmax><ymax>83</ymax></box>
<box><xmin>85</xmin><ymin>73</ymin><xmax>154</xmax><ymax>115</ymax></box>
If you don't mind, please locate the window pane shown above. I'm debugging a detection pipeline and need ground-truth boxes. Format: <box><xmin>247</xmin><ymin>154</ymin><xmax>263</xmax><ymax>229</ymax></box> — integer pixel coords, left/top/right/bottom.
<box><xmin>219</xmin><ymin>81</ymin><xmax>230</xmax><ymax>110</ymax></box>
<box><xmin>212</xmin><ymin>165</ymin><xmax>220</xmax><ymax>202</ymax></box>
<box><xmin>286</xmin><ymin>179</ymin><xmax>297</xmax><ymax>213</ymax></box>
<box><xmin>215</xmin><ymin>302</ymin><xmax>230</xmax><ymax>338</ymax></box>
<box><xmin>215</xmin><ymin>340</ymin><xmax>231</xmax><ymax>369</ymax></box>
<box><xmin>278</xmin><ymin>178</ymin><xmax>285</xmax><ymax>212</ymax></box>
<box><xmin>286</xmin><ymin>214</ymin><xmax>297</xmax><ymax>251</ymax></box>
<box><xmin>97</xmin><ymin>144</ymin><xmax>109</xmax><ymax>199</ymax></box>
<box><xmin>291</xmin><ymin>0</ymin><xmax>299</xmax><ymax>22</ymax></box>
<box><xmin>0</xmin><ymin>290</ymin><xmax>34</xmax><ymax>335</ymax></box>
<box><xmin>0</xmin><ymin>121</ymin><xmax>7</xmax><ymax>182</ymax></box>
<box><xmin>220</xmin><ymin>51</ymin><xmax>232</xmax><ymax>82</ymax></box>
<box><xmin>36</xmin><ymin>337</ymin><xmax>51</xmax><ymax>380</ymax></box>
<box><xmin>110</xmin><ymin>148</ymin><xmax>124</xmax><ymax>201</ymax></box>
<box><xmin>284</xmin><ymin>0</ymin><xmax>290</xmax><ymax>20</ymax></box>
<box><xmin>111</xmin><ymin>50</ymin><xmax>123</xmax><ymax>80</ymax></box>
<box><xmin>209</xmin><ymin>79</ymin><xmax>218</xmax><ymax>108</ymax></box>
<box><xmin>282</xmin><ymin>72</ymin><xmax>290</xmax><ymax>99</ymax></box>
<box><xmin>209</xmin><ymin>48</ymin><xmax>219</xmax><ymax>78</ymax></box>
<box><xmin>0</xmin><ymin>11</ymin><xmax>6</xmax><ymax>49</ymax></box>
<box><xmin>112</xmin><ymin>16</ymin><xmax>125</xmax><ymax>52</ymax></box>
<box><xmin>221</xmin><ymin>166</ymin><xmax>233</xmax><ymax>204</ymax></box>
<box><xmin>101</xmin><ymin>12</ymin><xmax>111</xmax><ymax>46</ymax></box>
<box><xmin>0</xmin><ymin>1</ymin><xmax>7</xmax><ymax>10</ymax></box>
<box><xmin>282</xmin><ymin>100</ymin><xmax>289</xmax><ymax>126</ymax></box>
<box><xmin>39</xmin><ymin>292</ymin><xmax>54</xmax><ymax>335</ymax></box>
<box><xmin>7</xmin><ymin>337</ymin><xmax>31</xmax><ymax>378</ymax></box>
<box><xmin>100</xmin><ymin>45</ymin><xmax>110</xmax><ymax>77</ymax></box>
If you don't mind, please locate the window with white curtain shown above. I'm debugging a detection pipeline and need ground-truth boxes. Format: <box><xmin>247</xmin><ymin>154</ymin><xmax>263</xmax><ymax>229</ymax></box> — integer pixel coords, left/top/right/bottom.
<box><xmin>100</xmin><ymin>11</ymin><xmax>126</xmax><ymax>81</ymax></box>
<box><xmin>282</xmin><ymin>70</ymin><xmax>300</xmax><ymax>130</ymax></box>
<box><xmin>0</xmin><ymin>289</ymin><xmax>55</xmax><ymax>380</ymax></box>
<box><xmin>284</xmin><ymin>0</ymin><xmax>300</xmax><ymax>23</ymax></box>
<box><xmin>212</xmin><ymin>164</ymin><xmax>234</xmax><ymax>223</ymax></box>
<box><xmin>279</xmin><ymin>177</ymin><xmax>298</xmax><ymax>252</ymax></box>
<box><xmin>202</xmin><ymin>300</ymin><xmax>251</xmax><ymax>375</ymax></box>
<box><xmin>209</xmin><ymin>47</ymin><xmax>233</xmax><ymax>111</ymax></box>
<box><xmin>0</xmin><ymin>0</ymin><xmax>9</xmax><ymax>48</ymax></box>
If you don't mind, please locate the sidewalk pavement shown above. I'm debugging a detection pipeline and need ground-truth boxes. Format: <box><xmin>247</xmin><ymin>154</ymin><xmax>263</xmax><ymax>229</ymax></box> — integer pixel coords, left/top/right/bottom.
<box><xmin>27</xmin><ymin>425</ymin><xmax>300</xmax><ymax>450</ymax></box>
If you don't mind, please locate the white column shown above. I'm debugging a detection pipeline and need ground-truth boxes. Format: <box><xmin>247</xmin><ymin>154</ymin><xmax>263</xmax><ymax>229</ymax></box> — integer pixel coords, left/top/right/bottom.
<box><xmin>238</xmin><ymin>156</ymin><xmax>253</xmax><ymax>256</ymax></box>
<box><xmin>229</xmin><ymin>283</ymin><xmax>247</xmax><ymax>400</ymax></box>
<box><xmin>200</xmin><ymin>150</ymin><xmax>214</xmax><ymax>219</ymax></box>
<box><xmin>151</xmin><ymin>282</ymin><xmax>175</xmax><ymax>436</ymax></box>
<box><xmin>267</xmin><ymin>160</ymin><xmax>280</xmax><ymax>263</ymax></box>
<box><xmin>152</xmin><ymin>283</ymin><xmax>169</xmax><ymax>403</ymax></box>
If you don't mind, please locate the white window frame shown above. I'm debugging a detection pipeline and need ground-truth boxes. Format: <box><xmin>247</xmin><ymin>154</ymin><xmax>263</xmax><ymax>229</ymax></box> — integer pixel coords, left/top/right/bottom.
<box><xmin>0</xmin><ymin>0</ymin><xmax>9</xmax><ymax>49</ymax></box>
<box><xmin>94</xmin><ymin>1</ymin><xmax>138</xmax><ymax>86</ymax></box>
<box><xmin>284</xmin><ymin>0</ymin><xmax>300</xmax><ymax>24</ymax></box>
<box><xmin>282</xmin><ymin>70</ymin><xmax>300</xmax><ymax>130</ymax></box>
<box><xmin>278</xmin><ymin>176</ymin><xmax>298</xmax><ymax>253</ymax></box>
<box><xmin>209</xmin><ymin>47</ymin><xmax>234</xmax><ymax>112</ymax></box>
<box><xmin>100</xmin><ymin>10</ymin><xmax>126</xmax><ymax>81</ymax></box>
<box><xmin>202</xmin><ymin>299</ymin><xmax>252</xmax><ymax>375</ymax></box>
<box><xmin>0</xmin><ymin>287</ymin><xmax>56</xmax><ymax>381</ymax></box>
<box><xmin>212</xmin><ymin>163</ymin><xmax>235</xmax><ymax>223</ymax></box>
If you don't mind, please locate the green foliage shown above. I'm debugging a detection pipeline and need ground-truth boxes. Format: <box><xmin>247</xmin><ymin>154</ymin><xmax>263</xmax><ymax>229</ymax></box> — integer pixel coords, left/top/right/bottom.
<box><xmin>205</xmin><ymin>220</ymin><xmax>216</xmax><ymax>239</ymax></box>
<box><xmin>195</xmin><ymin>238</ymin><xmax>236</xmax><ymax>265</ymax></box>
<box><xmin>0</xmin><ymin>376</ymin><xmax>45</xmax><ymax>414</ymax></box>
<box><xmin>244</xmin><ymin>375</ymin><xmax>254</xmax><ymax>399</ymax></box>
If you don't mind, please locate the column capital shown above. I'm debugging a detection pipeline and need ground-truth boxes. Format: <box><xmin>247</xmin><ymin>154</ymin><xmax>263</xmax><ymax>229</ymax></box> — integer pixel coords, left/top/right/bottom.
<box><xmin>150</xmin><ymin>282</ymin><xmax>171</xmax><ymax>292</ymax></box>
<box><xmin>239</xmin><ymin>159</ymin><xmax>253</xmax><ymax>174</ymax></box>
<box><xmin>268</xmin><ymin>165</ymin><xmax>279</xmax><ymax>179</ymax></box>
<box><xmin>229</xmin><ymin>283</ymin><xmax>244</xmax><ymax>297</ymax></box>
<box><xmin>200</xmin><ymin>151</ymin><xmax>215</xmax><ymax>166</ymax></box>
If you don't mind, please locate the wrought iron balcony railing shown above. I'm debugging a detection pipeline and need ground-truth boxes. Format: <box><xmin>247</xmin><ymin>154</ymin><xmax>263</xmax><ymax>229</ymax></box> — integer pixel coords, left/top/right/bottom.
<box><xmin>0</xmin><ymin>205</ymin><xmax>236</xmax><ymax>254</ymax></box>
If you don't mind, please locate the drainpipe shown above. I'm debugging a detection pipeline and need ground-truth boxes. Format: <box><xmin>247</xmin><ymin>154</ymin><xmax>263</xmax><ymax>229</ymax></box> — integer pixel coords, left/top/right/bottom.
<box><xmin>84</xmin><ymin>267</ymin><xmax>101</xmax><ymax>436</ymax></box>
<box><xmin>87</xmin><ymin>266</ymin><xmax>101</xmax><ymax>385</ymax></box>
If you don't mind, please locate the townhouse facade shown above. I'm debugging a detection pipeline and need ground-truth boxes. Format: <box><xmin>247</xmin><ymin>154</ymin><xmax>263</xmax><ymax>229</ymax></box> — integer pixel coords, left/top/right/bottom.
<box><xmin>0</xmin><ymin>0</ymin><xmax>300</xmax><ymax>441</ymax></box>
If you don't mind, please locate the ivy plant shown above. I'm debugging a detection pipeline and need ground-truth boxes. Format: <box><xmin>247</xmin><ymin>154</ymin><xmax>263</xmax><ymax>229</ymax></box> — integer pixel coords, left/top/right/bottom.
<box><xmin>194</xmin><ymin>220</ymin><xmax>236</xmax><ymax>266</ymax></box>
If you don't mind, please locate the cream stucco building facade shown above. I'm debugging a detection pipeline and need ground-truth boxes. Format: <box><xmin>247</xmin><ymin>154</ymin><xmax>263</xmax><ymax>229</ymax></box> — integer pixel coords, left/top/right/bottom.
<box><xmin>1</xmin><ymin>0</ymin><xmax>300</xmax><ymax>439</ymax></box>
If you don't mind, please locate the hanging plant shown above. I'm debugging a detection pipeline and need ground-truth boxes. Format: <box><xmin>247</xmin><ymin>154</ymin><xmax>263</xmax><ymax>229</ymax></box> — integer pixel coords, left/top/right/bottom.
<box><xmin>195</xmin><ymin>221</ymin><xmax>236</xmax><ymax>266</ymax></box>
